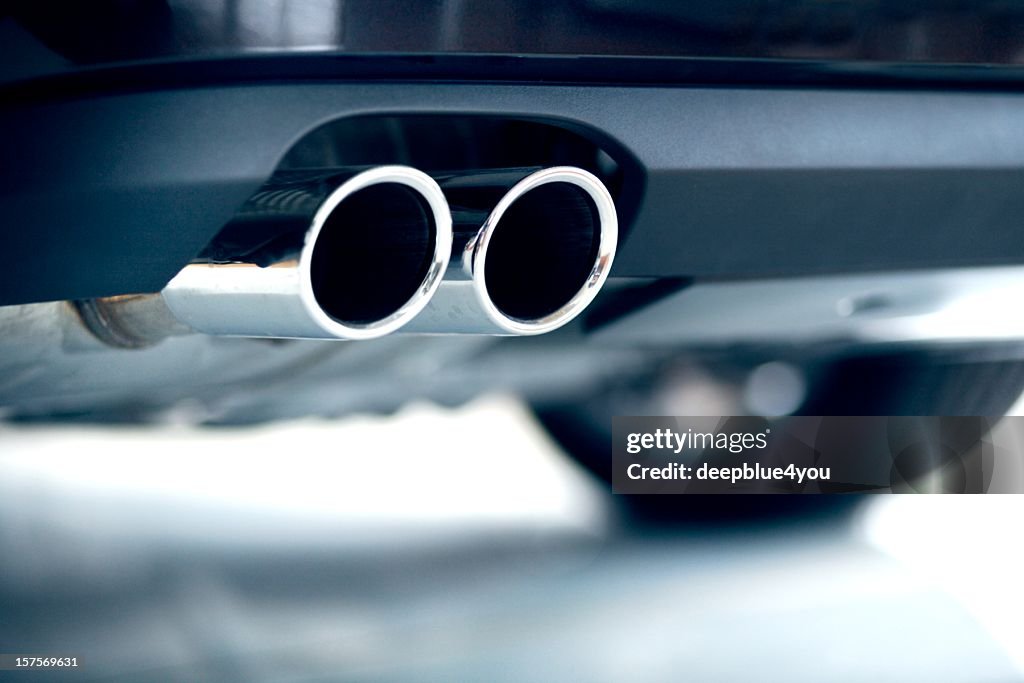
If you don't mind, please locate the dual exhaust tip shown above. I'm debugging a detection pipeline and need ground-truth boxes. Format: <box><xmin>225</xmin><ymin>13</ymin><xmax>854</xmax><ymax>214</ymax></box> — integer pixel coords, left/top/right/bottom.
<box><xmin>111</xmin><ymin>165</ymin><xmax>617</xmax><ymax>343</ymax></box>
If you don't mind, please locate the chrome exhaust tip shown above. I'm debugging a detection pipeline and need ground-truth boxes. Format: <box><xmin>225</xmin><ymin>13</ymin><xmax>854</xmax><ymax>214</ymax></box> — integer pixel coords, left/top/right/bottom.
<box><xmin>404</xmin><ymin>166</ymin><xmax>617</xmax><ymax>335</ymax></box>
<box><xmin>161</xmin><ymin>165</ymin><xmax>453</xmax><ymax>340</ymax></box>
<box><xmin>471</xmin><ymin>166</ymin><xmax>617</xmax><ymax>335</ymax></box>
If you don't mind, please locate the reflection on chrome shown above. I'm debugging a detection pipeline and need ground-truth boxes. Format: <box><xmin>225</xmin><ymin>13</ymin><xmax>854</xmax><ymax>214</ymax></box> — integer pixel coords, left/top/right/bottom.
<box><xmin>88</xmin><ymin>165</ymin><xmax>453</xmax><ymax>345</ymax></box>
<box><xmin>404</xmin><ymin>166</ymin><xmax>618</xmax><ymax>335</ymax></box>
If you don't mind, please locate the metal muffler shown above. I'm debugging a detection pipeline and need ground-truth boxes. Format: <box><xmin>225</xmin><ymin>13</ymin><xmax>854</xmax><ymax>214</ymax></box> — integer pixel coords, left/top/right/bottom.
<box><xmin>402</xmin><ymin>166</ymin><xmax>618</xmax><ymax>335</ymax></box>
<box><xmin>82</xmin><ymin>166</ymin><xmax>453</xmax><ymax>345</ymax></box>
<box><xmin>75</xmin><ymin>164</ymin><xmax>615</xmax><ymax>345</ymax></box>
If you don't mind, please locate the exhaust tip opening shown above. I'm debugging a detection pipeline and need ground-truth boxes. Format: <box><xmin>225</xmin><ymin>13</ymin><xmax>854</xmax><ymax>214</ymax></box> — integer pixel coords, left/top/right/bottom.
<box><xmin>301</xmin><ymin>167</ymin><xmax>452</xmax><ymax>339</ymax></box>
<box><xmin>311</xmin><ymin>184</ymin><xmax>435</xmax><ymax>323</ymax></box>
<box><xmin>476</xmin><ymin>168</ymin><xmax>617</xmax><ymax>335</ymax></box>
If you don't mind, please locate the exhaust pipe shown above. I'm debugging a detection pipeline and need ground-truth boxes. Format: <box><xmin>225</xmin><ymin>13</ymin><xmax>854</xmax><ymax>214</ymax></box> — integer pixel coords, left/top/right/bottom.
<box><xmin>402</xmin><ymin>166</ymin><xmax>618</xmax><ymax>335</ymax></box>
<box><xmin>81</xmin><ymin>166</ymin><xmax>452</xmax><ymax>345</ymax></box>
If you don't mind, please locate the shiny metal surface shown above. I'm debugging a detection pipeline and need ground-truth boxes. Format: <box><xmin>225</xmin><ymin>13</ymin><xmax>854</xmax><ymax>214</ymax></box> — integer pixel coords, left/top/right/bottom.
<box><xmin>100</xmin><ymin>166</ymin><xmax>452</xmax><ymax>342</ymax></box>
<box><xmin>405</xmin><ymin>167</ymin><xmax>618</xmax><ymax>335</ymax></box>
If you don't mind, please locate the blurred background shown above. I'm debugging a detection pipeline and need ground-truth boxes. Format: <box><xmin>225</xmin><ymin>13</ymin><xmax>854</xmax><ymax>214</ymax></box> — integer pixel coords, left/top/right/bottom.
<box><xmin>2</xmin><ymin>394</ymin><xmax>1024</xmax><ymax>682</ymax></box>
<box><xmin>11</xmin><ymin>0</ymin><xmax>1024</xmax><ymax>69</ymax></box>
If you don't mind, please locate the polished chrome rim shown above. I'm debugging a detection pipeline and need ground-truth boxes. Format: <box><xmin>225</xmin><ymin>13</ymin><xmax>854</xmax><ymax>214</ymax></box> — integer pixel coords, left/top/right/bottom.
<box><xmin>465</xmin><ymin>166</ymin><xmax>617</xmax><ymax>335</ymax></box>
<box><xmin>299</xmin><ymin>165</ymin><xmax>453</xmax><ymax>339</ymax></box>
